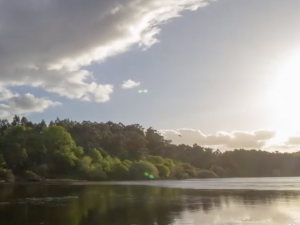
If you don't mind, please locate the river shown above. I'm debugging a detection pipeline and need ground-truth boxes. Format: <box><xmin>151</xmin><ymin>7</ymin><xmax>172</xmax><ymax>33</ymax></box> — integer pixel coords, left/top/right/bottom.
<box><xmin>0</xmin><ymin>177</ymin><xmax>300</xmax><ymax>225</ymax></box>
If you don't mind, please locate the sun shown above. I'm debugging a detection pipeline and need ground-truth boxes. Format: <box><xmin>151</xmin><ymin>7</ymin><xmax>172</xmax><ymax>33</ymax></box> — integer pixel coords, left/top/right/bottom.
<box><xmin>269</xmin><ymin>50</ymin><xmax>300</xmax><ymax>134</ymax></box>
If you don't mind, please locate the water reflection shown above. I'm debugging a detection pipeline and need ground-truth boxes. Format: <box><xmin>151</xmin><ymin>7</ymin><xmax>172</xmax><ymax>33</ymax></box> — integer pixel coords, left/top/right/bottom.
<box><xmin>0</xmin><ymin>184</ymin><xmax>299</xmax><ymax>225</ymax></box>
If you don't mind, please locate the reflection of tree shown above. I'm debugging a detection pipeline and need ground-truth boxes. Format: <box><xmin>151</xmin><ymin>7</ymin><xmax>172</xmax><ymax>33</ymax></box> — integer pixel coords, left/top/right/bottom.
<box><xmin>0</xmin><ymin>185</ymin><xmax>14</xmax><ymax>202</ymax></box>
<box><xmin>0</xmin><ymin>185</ymin><xmax>299</xmax><ymax>225</ymax></box>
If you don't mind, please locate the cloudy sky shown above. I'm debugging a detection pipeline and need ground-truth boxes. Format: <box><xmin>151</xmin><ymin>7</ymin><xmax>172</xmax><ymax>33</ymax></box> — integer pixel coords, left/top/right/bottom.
<box><xmin>1</xmin><ymin>0</ymin><xmax>300</xmax><ymax>151</ymax></box>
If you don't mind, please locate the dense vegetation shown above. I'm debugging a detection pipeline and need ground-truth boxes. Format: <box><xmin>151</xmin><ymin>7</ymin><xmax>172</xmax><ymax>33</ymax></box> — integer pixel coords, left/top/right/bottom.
<box><xmin>0</xmin><ymin>116</ymin><xmax>300</xmax><ymax>182</ymax></box>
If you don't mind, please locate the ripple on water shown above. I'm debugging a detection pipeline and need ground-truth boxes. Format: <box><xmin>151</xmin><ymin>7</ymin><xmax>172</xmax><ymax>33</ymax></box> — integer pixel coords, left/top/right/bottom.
<box><xmin>0</xmin><ymin>196</ymin><xmax>79</xmax><ymax>206</ymax></box>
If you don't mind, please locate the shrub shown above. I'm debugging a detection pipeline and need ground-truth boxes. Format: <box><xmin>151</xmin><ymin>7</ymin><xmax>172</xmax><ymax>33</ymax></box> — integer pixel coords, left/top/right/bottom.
<box><xmin>129</xmin><ymin>161</ymin><xmax>159</xmax><ymax>180</ymax></box>
<box><xmin>123</xmin><ymin>160</ymin><xmax>133</xmax><ymax>167</ymax></box>
<box><xmin>88</xmin><ymin>148</ymin><xmax>103</xmax><ymax>163</ymax></box>
<box><xmin>210</xmin><ymin>165</ymin><xmax>228</xmax><ymax>177</ymax></box>
<box><xmin>147</xmin><ymin>155</ymin><xmax>164</xmax><ymax>165</ymax></box>
<box><xmin>173</xmin><ymin>165</ymin><xmax>189</xmax><ymax>179</ymax></box>
<box><xmin>100</xmin><ymin>159</ymin><xmax>112</xmax><ymax>173</ymax></box>
<box><xmin>22</xmin><ymin>171</ymin><xmax>43</xmax><ymax>182</ymax></box>
<box><xmin>163</xmin><ymin>158</ymin><xmax>175</xmax><ymax>172</ymax></box>
<box><xmin>0</xmin><ymin>169</ymin><xmax>15</xmax><ymax>182</ymax></box>
<box><xmin>110</xmin><ymin>163</ymin><xmax>130</xmax><ymax>180</ymax></box>
<box><xmin>182</xmin><ymin>163</ymin><xmax>194</xmax><ymax>170</ymax></box>
<box><xmin>0</xmin><ymin>154</ymin><xmax>6</xmax><ymax>168</ymax></box>
<box><xmin>73</xmin><ymin>146</ymin><xmax>84</xmax><ymax>158</ymax></box>
<box><xmin>88</xmin><ymin>167</ymin><xmax>107</xmax><ymax>181</ymax></box>
<box><xmin>185</xmin><ymin>169</ymin><xmax>197</xmax><ymax>178</ymax></box>
<box><xmin>181</xmin><ymin>163</ymin><xmax>197</xmax><ymax>178</ymax></box>
<box><xmin>197</xmin><ymin>169</ymin><xmax>218</xmax><ymax>178</ymax></box>
<box><xmin>31</xmin><ymin>164</ymin><xmax>48</xmax><ymax>177</ymax></box>
<box><xmin>156</xmin><ymin>164</ymin><xmax>170</xmax><ymax>178</ymax></box>
<box><xmin>80</xmin><ymin>156</ymin><xmax>93</xmax><ymax>166</ymax></box>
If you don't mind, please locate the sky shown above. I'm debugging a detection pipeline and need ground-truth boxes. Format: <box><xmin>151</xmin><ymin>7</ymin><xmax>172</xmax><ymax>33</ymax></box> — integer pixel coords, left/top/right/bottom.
<box><xmin>0</xmin><ymin>0</ymin><xmax>300</xmax><ymax>151</ymax></box>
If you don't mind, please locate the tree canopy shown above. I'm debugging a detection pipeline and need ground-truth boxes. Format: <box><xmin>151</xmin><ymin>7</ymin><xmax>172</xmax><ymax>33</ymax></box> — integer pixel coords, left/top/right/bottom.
<box><xmin>0</xmin><ymin>115</ymin><xmax>299</xmax><ymax>182</ymax></box>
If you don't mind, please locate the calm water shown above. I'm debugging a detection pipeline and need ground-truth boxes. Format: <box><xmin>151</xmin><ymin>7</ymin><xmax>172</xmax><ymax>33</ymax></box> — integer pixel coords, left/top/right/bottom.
<box><xmin>0</xmin><ymin>178</ymin><xmax>300</xmax><ymax>225</ymax></box>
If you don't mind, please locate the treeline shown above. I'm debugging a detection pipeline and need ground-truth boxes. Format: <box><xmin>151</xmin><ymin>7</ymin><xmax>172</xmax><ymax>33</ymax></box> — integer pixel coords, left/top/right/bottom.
<box><xmin>0</xmin><ymin>116</ymin><xmax>299</xmax><ymax>182</ymax></box>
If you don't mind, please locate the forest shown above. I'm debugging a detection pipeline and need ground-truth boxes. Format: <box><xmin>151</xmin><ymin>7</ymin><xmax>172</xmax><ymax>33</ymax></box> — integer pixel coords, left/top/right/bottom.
<box><xmin>0</xmin><ymin>115</ymin><xmax>300</xmax><ymax>182</ymax></box>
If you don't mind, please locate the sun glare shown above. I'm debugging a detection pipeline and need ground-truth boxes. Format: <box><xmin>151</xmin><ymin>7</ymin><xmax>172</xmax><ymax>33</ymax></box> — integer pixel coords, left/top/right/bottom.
<box><xmin>269</xmin><ymin>50</ymin><xmax>300</xmax><ymax>134</ymax></box>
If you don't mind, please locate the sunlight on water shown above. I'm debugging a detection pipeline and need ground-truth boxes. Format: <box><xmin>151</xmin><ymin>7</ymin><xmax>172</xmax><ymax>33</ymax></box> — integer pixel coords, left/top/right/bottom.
<box><xmin>1</xmin><ymin>178</ymin><xmax>300</xmax><ymax>225</ymax></box>
<box><xmin>97</xmin><ymin>177</ymin><xmax>300</xmax><ymax>191</ymax></box>
<box><xmin>177</xmin><ymin>196</ymin><xmax>300</xmax><ymax>225</ymax></box>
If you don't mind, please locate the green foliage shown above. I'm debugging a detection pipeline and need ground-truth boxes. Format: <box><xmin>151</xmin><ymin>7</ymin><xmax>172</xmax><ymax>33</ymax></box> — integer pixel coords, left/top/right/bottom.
<box><xmin>163</xmin><ymin>158</ymin><xmax>175</xmax><ymax>169</ymax></box>
<box><xmin>22</xmin><ymin>170</ymin><xmax>43</xmax><ymax>181</ymax></box>
<box><xmin>87</xmin><ymin>167</ymin><xmax>107</xmax><ymax>181</ymax></box>
<box><xmin>156</xmin><ymin>164</ymin><xmax>170</xmax><ymax>178</ymax></box>
<box><xmin>52</xmin><ymin>151</ymin><xmax>77</xmax><ymax>171</ymax></box>
<box><xmin>81</xmin><ymin>156</ymin><xmax>93</xmax><ymax>166</ymax></box>
<box><xmin>73</xmin><ymin>146</ymin><xmax>84</xmax><ymax>158</ymax></box>
<box><xmin>147</xmin><ymin>156</ymin><xmax>174</xmax><ymax>178</ymax></box>
<box><xmin>88</xmin><ymin>148</ymin><xmax>103</xmax><ymax>163</ymax></box>
<box><xmin>78</xmin><ymin>156</ymin><xmax>93</xmax><ymax>175</ymax></box>
<box><xmin>0</xmin><ymin>154</ymin><xmax>5</xmax><ymax>168</ymax></box>
<box><xmin>181</xmin><ymin>163</ymin><xmax>197</xmax><ymax>177</ymax></box>
<box><xmin>77</xmin><ymin>160</ymin><xmax>107</xmax><ymax>181</ymax></box>
<box><xmin>98</xmin><ymin>148</ymin><xmax>109</xmax><ymax>157</ymax></box>
<box><xmin>173</xmin><ymin>164</ymin><xmax>189</xmax><ymax>179</ymax></box>
<box><xmin>197</xmin><ymin>169</ymin><xmax>218</xmax><ymax>178</ymax></box>
<box><xmin>147</xmin><ymin>155</ymin><xmax>165</xmax><ymax>165</ymax></box>
<box><xmin>181</xmin><ymin>163</ymin><xmax>194</xmax><ymax>171</ymax></box>
<box><xmin>4</xmin><ymin>125</ymin><xmax>27</xmax><ymax>138</ymax></box>
<box><xmin>42</xmin><ymin>126</ymin><xmax>76</xmax><ymax>153</ymax></box>
<box><xmin>123</xmin><ymin>160</ymin><xmax>133</xmax><ymax>167</ymax></box>
<box><xmin>210</xmin><ymin>165</ymin><xmax>228</xmax><ymax>177</ymax></box>
<box><xmin>42</xmin><ymin>126</ymin><xmax>79</xmax><ymax>174</ymax></box>
<box><xmin>129</xmin><ymin>161</ymin><xmax>159</xmax><ymax>180</ymax></box>
<box><xmin>110</xmin><ymin>163</ymin><xmax>130</xmax><ymax>180</ymax></box>
<box><xmin>0</xmin><ymin>169</ymin><xmax>15</xmax><ymax>182</ymax></box>
<box><xmin>0</xmin><ymin>169</ymin><xmax>6</xmax><ymax>181</ymax></box>
<box><xmin>1</xmin><ymin>116</ymin><xmax>300</xmax><ymax>182</ymax></box>
<box><xmin>2</xmin><ymin>144</ymin><xmax>28</xmax><ymax>170</ymax></box>
<box><xmin>31</xmin><ymin>164</ymin><xmax>48</xmax><ymax>177</ymax></box>
<box><xmin>100</xmin><ymin>158</ymin><xmax>113</xmax><ymax>173</ymax></box>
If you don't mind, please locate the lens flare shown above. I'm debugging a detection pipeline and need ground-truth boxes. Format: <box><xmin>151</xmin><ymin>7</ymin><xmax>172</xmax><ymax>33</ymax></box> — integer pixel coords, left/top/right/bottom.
<box><xmin>138</xmin><ymin>89</ymin><xmax>148</xmax><ymax>94</ymax></box>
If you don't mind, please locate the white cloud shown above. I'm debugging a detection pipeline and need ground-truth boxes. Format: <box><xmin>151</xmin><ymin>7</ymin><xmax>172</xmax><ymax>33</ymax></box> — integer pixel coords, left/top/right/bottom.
<box><xmin>0</xmin><ymin>86</ymin><xmax>15</xmax><ymax>101</ymax></box>
<box><xmin>121</xmin><ymin>80</ymin><xmax>141</xmax><ymax>89</ymax></box>
<box><xmin>0</xmin><ymin>93</ymin><xmax>61</xmax><ymax>119</ymax></box>
<box><xmin>0</xmin><ymin>0</ymin><xmax>212</xmax><ymax>111</ymax></box>
<box><xmin>160</xmin><ymin>129</ymin><xmax>276</xmax><ymax>149</ymax></box>
<box><xmin>287</xmin><ymin>136</ymin><xmax>300</xmax><ymax>145</ymax></box>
